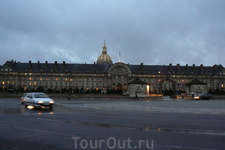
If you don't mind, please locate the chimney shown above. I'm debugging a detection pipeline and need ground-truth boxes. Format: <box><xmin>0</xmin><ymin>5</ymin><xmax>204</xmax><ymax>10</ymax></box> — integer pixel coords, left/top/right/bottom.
<box><xmin>55</xmin><ymin>61</ymin><xmax>58</xmax><ymax>69</ymax></box>
<box><xmin>45</xmin><ymin>61</ymin><xmax>48</xmax><ymax>68</ymax></box>
<box><xmin>140</xmin><ymin>63</ymin><xmax>143</xmax><ymax>71</ymax></box>
<box><xmin>192</xmin><ymin>64</ymin><xmax>195</xmax><ymax>71</ymax></box>
<box><xmin>185</xmin><ymin>64</ymin><xmax>188</xmax><ymax>70</ymax></box>
<box><xmin>200</xmin><ymin>64</ymin><xmax>203</xmax><ymax>72</ymax></box>
<box><xmin>169</xmin><ymin>63</ymin><xmax>172</xmax><ymax>71</ymax></box>
<box><xmin>29</xmin><ymin>60</ymin><xmax>32</xmax><ymax>68</ymax></box>
<box><xmin>62</xmin><ymin>61</ymin><xmax>66</xmax><ymax>69</ymax></box>
<box><xmin>177</xmin><ymin>64</ymin><xmax>180</xmax><ymax>71</ymax></box>
<box><xmin>38</xmin><ymin>61</ymin><xmax>41</xmax><ymax>68</ymax></box>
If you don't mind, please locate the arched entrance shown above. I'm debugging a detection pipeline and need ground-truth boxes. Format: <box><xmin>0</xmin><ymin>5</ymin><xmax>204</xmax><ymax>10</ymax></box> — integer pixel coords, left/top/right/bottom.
<box><xmin>117</xmin><ymin>83</ymin><xmax>122</xmax><ymax>90</ymax></box>
<box><xmin>108</xmin><ymin>62</ymin><xmax>132</xmax><ymax>91</ymax></box>
<box><xmin>160</xmin><ymin>77</ymin><xmax>176</xmax><ymax>97</ymax></box>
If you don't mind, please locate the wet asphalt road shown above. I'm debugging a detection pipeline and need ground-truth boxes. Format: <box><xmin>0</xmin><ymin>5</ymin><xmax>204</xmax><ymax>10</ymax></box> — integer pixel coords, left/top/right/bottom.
<box><xmin>0</xmin><ymin>98</ymin><xmax>225</xmax><ymax>150</ymax></box>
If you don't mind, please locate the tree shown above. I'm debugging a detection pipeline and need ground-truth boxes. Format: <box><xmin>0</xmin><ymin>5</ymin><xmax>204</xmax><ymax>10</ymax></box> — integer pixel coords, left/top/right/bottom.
<box><xmin>74</xmin><ymin>87</ymin><xmax>79</xmax><ymax>93</ymax></box>
<box><xmin>106</xmin><ymin>89</ymin><xmax>111</xmax><ymax>94</ymax></box>
<box><xmin>61</xmin><ymin>88</ymin><xmax>67</xmax><ymax>93</ymax></box>
<box><xmin>208</xmin><ymin>89</ymin><xmax>214</xmax><ymax>94</ymax></box>
<box><xmin>80</xmin><ymin>87</ymin><xmax>85</xmax><ymax>94</ymax></box>
<box><xmin>85</xmin><ymin>89</ymin><xmax>91</xmax><ymax>94</ymax></box>
<box><xmin>97</xmin><ymin>89</ymin><xmax>102</xmax><ymax>94</ymax></box>
<box><xmin>47</xmin><ymin>88</ymin><xmax>53</xmax><ymax>93</ymax></box>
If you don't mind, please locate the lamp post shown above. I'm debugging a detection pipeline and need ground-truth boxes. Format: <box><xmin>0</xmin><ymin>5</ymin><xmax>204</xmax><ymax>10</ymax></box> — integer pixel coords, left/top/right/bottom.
<box><xmin>68</xmin><ymin>71</ymin><xmax>71</xmax><ymax>100</ymax></box>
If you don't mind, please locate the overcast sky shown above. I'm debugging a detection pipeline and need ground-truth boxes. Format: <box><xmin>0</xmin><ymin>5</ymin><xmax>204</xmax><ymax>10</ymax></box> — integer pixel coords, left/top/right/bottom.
<box><xmin>0</xmin><ymin>0</ymin><xmax>225</xmax><ymax>66</ymax></box>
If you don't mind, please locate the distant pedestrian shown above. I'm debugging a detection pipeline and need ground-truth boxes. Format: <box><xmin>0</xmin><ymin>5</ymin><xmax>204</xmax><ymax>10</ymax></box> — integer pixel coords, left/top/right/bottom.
<box><xmin>191</xmin><ymin>92</ymin><xmax>194</xmax><ymax>98</ymax></box>
<box><xmin>135</xmin><ymin>93</ymin><xmax>138</xmax><ymax>100</ymax></box>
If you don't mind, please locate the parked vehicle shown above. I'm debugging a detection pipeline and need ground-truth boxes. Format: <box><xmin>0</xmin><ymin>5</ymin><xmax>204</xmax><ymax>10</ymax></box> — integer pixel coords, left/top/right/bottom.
<box><xmin>21</xmin><ymin>92</ymin><xmax>54</xmax><ymax>109</ymax></box>
<box><xmin>194</xmin><ymin>94</ymin><xmax>213</xmax><ymax>100</ymax></box>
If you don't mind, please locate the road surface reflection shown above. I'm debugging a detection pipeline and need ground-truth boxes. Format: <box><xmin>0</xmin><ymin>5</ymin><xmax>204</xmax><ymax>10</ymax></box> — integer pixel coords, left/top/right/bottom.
<box><xmin>0</xmin><ymin>105</ymin><xmax>76</xmax><ymax>115</ymax></box>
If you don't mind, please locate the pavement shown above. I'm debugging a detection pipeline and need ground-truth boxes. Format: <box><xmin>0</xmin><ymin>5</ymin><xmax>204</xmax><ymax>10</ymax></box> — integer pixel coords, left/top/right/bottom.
<box><xmin>53</xmin><ymin>98</ymin><xmax>225</xmax><ymax>115</ymax></box>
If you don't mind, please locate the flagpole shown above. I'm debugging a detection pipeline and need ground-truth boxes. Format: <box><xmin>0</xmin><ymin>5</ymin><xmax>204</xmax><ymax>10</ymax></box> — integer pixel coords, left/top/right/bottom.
<box><xmin>119</xmin><ymin>52</ymin><xmax>121</xmax><ymax>62</ymax></box>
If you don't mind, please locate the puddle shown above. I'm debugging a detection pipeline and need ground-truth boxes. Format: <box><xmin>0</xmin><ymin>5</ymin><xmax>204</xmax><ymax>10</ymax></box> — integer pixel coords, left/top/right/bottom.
<box><xmin>77</xmin><ymin>121</ymin><xmax>225</xmax><ymax>136</ymax></box>
<box><xmin>0</xmin><ymin>108</ymin><xmax>22</xmax><ymax>114</ymax></box>
<box><xmin>0</xmin><ymin>105</ymin><xmax>77</xmax><ymax>115</ymax></box>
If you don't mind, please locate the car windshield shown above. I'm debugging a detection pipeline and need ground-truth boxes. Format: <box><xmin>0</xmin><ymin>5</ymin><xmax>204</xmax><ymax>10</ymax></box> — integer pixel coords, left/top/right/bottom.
<box><xmin>34</xmin><ymin>93</ymin><xmax>49</xmax><ymax>98</ymax></box>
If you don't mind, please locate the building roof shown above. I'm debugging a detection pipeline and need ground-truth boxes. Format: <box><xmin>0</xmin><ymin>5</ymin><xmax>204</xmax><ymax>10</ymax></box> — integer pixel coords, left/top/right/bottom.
<box><xmin>127</xmin><ymin>63</ymin><xmax>223</xmax><ymax>75</ymax></box>
<box><xmin>128</xmin><ymin>78</ymin><xmax>147</xmax><ymax>85</ymax></box>
<box><xmin>1</xmin><ymin>60</ymin><xmax>224</xmax><ymax>75</ymax></box>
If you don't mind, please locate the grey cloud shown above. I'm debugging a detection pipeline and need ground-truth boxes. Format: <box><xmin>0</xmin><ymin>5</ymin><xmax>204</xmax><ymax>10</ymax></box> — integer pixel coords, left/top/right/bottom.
<box><xmin>0</xmin><ymin>0</ymin><xmax>225</xmax><ymax>66</ymax></box>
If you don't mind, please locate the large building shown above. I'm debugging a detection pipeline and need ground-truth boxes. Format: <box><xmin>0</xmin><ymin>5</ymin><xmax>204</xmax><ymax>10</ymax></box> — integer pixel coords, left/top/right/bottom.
<box><xmin>1</xmin><ymin>41</ymin><xmax>225</xmax><ymax>97</ymax></box>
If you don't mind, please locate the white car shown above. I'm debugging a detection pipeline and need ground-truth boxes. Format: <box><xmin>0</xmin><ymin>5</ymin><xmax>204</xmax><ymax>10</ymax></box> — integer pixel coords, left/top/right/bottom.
<box><xmin>21</xmin><ymin>93</ymin><xmax>29</xmax><ymax>104</ymax></box>
<box><xmin>22</xmin><ymin>93</ymin><xmax>54</xmax><ymax>109</ymax></box>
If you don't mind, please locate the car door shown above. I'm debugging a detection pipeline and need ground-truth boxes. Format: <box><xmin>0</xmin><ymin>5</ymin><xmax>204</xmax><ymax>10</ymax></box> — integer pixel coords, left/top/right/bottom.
<box><xmin>26</xmin><ymin>93</ymin><xmax>34</xmax><ymax>105</ymax></box>
<box><xmin>23</xmin><ymin>93</ymin><xmax>29</xmax><ymax>102</ymax></box>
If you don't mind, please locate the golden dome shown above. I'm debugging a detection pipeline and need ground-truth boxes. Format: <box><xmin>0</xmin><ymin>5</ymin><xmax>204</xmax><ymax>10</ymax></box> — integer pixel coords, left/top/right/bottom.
<box><xmin>96</xmin><ymin>41</ymin><xmax>113</xmax><ymax>64</ymax></box>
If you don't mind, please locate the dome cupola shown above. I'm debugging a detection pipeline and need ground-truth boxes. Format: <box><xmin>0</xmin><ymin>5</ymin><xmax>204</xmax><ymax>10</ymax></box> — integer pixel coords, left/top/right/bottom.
<box><xmin>96</xmin><ymin>40</ymin><xmax>113</xmax><ymax>64</ymax></box>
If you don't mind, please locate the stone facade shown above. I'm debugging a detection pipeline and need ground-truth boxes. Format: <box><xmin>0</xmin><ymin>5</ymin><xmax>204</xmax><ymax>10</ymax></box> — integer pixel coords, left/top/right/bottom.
<box><xmin>1</xmin><ymin>60</ymin><xmax>225</xmax><ymax>97</ymax></box>
<box><xmin>0</xmin><ymin>43</ymin><xmax>225</xmax><ymax>96</ymax></box>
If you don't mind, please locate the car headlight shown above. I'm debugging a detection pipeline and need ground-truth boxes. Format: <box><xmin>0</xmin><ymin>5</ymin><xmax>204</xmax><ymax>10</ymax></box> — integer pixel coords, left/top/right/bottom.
<box><xmin>49</xmin><ymin>101</ymin><xmax>54</xmax><ymax>104</ymax></box>
<box><xmin>37</xmin><ymin>101</ymin><xmax>44</xmax><ymax>103</ymax></box>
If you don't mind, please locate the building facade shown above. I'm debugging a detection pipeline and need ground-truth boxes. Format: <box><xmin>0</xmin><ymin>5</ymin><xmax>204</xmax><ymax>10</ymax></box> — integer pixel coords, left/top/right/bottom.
<box><xmin>1</xmin><ymin>42</ymin><xmax>225</xmax><ymax>96</ymax></box>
